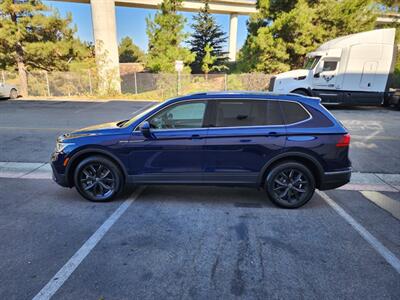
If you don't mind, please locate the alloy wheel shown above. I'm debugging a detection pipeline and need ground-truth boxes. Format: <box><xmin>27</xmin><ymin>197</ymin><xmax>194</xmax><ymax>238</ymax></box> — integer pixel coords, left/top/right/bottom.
<box><xmin>10</xmin><ymin>89</ymin><xmax>18</xmax><ymax>99</ymax></box>
<box><xmin>79</xmin><ymin>162</ymin><xmax>115</xmax><ymax>200</ymax></box>
<box><xmin>272</xmin><ymin>168</ymin><xmax>309</xmax><ymax>205</ymax></box>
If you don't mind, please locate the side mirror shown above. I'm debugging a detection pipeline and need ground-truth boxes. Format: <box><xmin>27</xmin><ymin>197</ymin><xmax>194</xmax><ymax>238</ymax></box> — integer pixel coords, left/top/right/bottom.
<box><xmin>314</xmin><ymin>63</ymin><xmax>323</xmax><ymax>78</ymax></box>
<box><xmin>139</xmin><ymin>121</ymin><xmax>152</xmax><ymax>138</ymax></box>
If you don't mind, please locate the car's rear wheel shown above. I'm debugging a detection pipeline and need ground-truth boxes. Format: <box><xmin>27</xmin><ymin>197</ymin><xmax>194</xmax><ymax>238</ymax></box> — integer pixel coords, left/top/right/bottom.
<box><xmin>9</xmin><ymin>88</ymin><xmax>18</xmax><ymax>99</ymax></box>
<box><xmin>74</xmin><ymin>156</ymin><xmax>123</xmax><ymax>202</ymax></box>
<box><xmin>265</xmin><ymin>161</ymin><xmax>315</xmax><ymax>208</ymax></box>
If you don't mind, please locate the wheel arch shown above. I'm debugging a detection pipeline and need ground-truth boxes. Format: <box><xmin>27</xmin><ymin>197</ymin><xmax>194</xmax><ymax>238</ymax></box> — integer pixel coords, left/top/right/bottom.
<box><xmin>258</xmin><ymin>152</ymin><xmax>324</xmax><ymax>189</ymax></box>
<box><xmin>65</xmin><ymin>148</ymin><xmax>128</xmax><ymax>187</ymax></box>
<box><xmin>291</xmin><ymin>88</ymin><xmax>311</xmax><ymax>96</ymax></box>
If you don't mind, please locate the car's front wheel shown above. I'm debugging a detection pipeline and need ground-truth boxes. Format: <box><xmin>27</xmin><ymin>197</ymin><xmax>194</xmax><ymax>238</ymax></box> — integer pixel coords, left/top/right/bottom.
<box><xmin>74</xmin><ymin>156</ymin><xmax>123</xmax><ymax>202</ymax></box>
<box><xmin>265</xmin><ymin>161</ymin><xmax>315</xmax><ymax>208</ymax></box>
<box><xmin>9</xmin><ymin>88</ymin><xmax>18</xmax><ymax>99</ymax></box>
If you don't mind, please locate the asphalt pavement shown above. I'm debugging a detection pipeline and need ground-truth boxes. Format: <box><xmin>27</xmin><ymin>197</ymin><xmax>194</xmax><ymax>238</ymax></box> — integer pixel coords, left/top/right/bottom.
<box><xmin>0</xmin><ymin>100</ymin><xmax>155</xmax><ymax>163</ymax></box>
<box><xmin>0</xmin><ymin>99</ymin><xmax>399</xmax><ymax>299</ymax></box>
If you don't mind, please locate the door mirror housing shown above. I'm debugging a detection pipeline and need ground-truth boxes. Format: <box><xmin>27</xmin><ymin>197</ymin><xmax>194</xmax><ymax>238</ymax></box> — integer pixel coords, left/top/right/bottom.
<box><xmin>314</xmin><ymin>62</ymin><xmax>323</xmax><ymax>78</ymax></box>
<box><xmin>139</xmin><ymin>121</ymin><xmax>152</xmax><ymax>138</ymax></box>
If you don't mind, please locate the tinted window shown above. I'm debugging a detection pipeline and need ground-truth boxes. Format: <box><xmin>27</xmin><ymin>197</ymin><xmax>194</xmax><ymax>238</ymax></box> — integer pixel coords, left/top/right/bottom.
<box><xmin>280</xmin><ymin>102</ymin><xmax>310</xmax><ymax>124</ymax></box>
<box><xmin>148</xmin><ymin>101</ymin><xmax>206</xmax><ymax>129</ymax></box>
<box><xmin>213</xmin><ymin>100</ymin><xmax>284</xmax><ymax>127</ymax></box>
<box><xmin>322</xmin><ymin>61</ymin><xmax>338</xmax><ymax>72</ymax></box>
<box><xmin>266</xmin><ymin>101</ymin><xmax>284</xmax><ymax>125</ymax></box>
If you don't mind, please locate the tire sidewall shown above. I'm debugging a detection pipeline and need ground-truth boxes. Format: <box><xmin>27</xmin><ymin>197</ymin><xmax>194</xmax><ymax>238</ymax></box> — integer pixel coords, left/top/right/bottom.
<box><xmin>74</xmin><ymin>156</ymin><xmax>123</xmax><ymax>202</ymax></box>
<box><xmin>265</xmin><ymin>162</ymin><xmax>315</xmax><ymax>208</ymax></box>
<box><xmin>9</xmin><ymin>89</ymin><xmax>18</xmax><ymax>99</ymax></box>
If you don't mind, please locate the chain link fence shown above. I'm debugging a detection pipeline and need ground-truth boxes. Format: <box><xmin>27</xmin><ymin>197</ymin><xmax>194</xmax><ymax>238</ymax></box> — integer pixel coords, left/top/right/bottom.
<box><xmin>1</xmin><ymin>70</ymin><xmax>273</xmax><ymax>99</ymax></box>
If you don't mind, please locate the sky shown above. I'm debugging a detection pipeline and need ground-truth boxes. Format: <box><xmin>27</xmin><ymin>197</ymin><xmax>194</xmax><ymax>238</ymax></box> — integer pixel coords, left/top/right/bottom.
<box><xmin>43</xmin><ymin>1</ymin><xmax>250</xmax><ymax>52</ymax></box>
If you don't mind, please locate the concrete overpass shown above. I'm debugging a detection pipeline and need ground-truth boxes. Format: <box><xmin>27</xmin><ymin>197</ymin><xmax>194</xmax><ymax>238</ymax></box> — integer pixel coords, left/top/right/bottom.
<box><xmin>53</xmin><ymin>0</ymin><xmax>257</xmax><ymax>92</ymax></box>
<box><xmin>376</xmin><ymin>13</ymin><xmax>400</xmax><ymax>25</ymax></box>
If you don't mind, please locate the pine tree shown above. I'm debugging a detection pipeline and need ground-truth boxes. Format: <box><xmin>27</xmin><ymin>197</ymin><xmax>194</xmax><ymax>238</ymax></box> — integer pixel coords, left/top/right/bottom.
<box><xmin>201</xmin><ymin>43</ymin><xmax>217</xmax><ymax>80</ymax></box>
<box><xmin>0</xmin><ymin>0</ymin><xmax>91</xmax><ymax>96</ymax></box>
<box><xmin>146</xmin><ymin>0</ymin><xmax>195</xmax><ymax>73</ymax></box>
<box><xmin>239</xmin><ymin>0</ymin><xmax>377</xmax><ymax>73</ymax></box>
<box><xmin>119</xmin><ymin>37</ymin><xmax>145</xmax><ymax>63</ymax></box>
<box><xmin>189</xmin><ymin>0</ymin><xmax>228</xmax><ymax>73</ymax></box>
<box><xmin>201</xmin><ymin>43</ymin><xmax>228</xmax><ymax>79</ymax></box>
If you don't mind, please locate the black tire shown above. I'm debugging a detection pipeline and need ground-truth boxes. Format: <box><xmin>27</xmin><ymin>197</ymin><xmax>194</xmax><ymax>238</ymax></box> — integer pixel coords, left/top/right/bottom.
<box><xmin>9</xmin><ymin>88</ymin><xmax>18</xmax><ymax>99</ymax></box>
<box><xmin>265</xmin><ymin>161</ymin><xmax>315</xmax><ymax>208</ymax></box>
<box><xmin>74</xmin><ymin>156</ymin><xmax>123</xmax><ymax>202</ymax></box>
<box><xmin>291</xmin><ymin>89</ymin><xmax>309</xmax><ymax>96</ymax></box>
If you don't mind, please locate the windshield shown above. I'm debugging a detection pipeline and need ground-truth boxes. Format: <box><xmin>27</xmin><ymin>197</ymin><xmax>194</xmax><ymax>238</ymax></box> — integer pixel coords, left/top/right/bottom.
<box><xmin>303</xmin><ymin>56</ymin><xmax>321</xmax><ymax>70</ymax></box>
<box><xmin>123</xmin><ymin>102</ymin><xmax>163</xmax><ymax>127</ymax></box>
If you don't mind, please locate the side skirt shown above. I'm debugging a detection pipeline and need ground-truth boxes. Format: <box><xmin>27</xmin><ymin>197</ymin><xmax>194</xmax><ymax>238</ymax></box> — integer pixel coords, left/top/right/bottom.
<box><xmin>128</xmin><ymin>173</ymin><xmax>258</xmax><ymax>187</ymax></box>
<box><xmin>311</xmin><ymin>89</ymin><xmax>384</xmax><ymax>105</ymax></box>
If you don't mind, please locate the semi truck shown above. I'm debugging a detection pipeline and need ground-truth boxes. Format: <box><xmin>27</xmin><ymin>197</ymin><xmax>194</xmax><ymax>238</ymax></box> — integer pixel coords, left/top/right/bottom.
<box><xmin>269</xmin><ymin>28</ymin><xmax>397</xmax><ymax>106</ymax></box>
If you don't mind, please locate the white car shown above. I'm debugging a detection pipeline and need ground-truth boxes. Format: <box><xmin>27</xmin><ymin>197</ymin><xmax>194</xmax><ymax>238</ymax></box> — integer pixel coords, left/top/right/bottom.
<box><xmin>0</xmin><ymin>82</ymin><xmax>18</xmax><ymax>99</ymax></box>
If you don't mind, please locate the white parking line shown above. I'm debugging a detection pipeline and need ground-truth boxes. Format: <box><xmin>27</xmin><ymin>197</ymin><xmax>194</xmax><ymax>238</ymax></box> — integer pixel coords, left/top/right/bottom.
<box><xmin>338</xmin><ymin>183</ymin><xmax>399</xmax><ymax>192</ymax></box>
<box><xmin>360</xmin><ymin>191</ymin><xmax>400</xmax><ymax>220</ymax></box>
<box><xmin>317</xmin><ymin>190</ymin><xmax>400</xmax><ymax>274</ymax></box>
<box><xmin>32</xmin><ymin>187</ymin><xmax>145</xmax><ymax>300</ymax></box>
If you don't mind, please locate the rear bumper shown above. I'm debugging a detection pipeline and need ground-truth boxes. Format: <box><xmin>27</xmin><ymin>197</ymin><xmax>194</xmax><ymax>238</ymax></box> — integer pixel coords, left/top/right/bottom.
<box><xmin>319</xmin><ymin>168</ymin><xmax>351</xmax><ymax>190</ymax></box>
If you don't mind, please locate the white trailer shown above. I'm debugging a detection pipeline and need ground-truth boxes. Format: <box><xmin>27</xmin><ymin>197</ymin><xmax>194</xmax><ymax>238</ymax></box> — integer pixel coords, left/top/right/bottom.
<box><xmin>269</xmin><ymin>28</ymin><xmax>397</xmax><ymax>105</ymax></box>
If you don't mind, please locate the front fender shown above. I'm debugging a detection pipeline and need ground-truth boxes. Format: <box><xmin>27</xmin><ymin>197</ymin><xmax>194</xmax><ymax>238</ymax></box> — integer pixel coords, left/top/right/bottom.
<box><xmin>274</xmin><ymin>78</ymin><xmax>311</xmax><ymax>94</ymax></box>
<box><xmin>65</xmin><ymin>146</ymin><xmax>128</xmax><ymax>187</ymax></box>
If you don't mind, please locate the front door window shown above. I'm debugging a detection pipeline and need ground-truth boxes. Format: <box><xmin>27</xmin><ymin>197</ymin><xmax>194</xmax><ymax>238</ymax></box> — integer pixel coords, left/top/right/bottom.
<box><xmin>148</xmin><ymin>101</ymin><xmax>206</xmax><ymax>129</ymax></box>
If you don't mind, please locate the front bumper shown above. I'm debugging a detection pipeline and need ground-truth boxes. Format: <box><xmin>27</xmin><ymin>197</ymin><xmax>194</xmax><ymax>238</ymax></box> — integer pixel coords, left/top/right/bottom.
<box><xmin>51</xmin><ymin>162</ymin><xmax>69</xmax><ymax>187</ymax></box>
<box><xmin>319</xmin><ymin>168</ymin><xmax>351</xmax><ymax>190</ymax></box>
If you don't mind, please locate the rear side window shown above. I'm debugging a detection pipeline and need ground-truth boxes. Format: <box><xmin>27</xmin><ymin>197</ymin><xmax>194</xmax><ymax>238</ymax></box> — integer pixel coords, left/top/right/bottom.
<box><xmin>280</xmin><ymin>102</ymin><xmax>310</xmax><ymax>124</ymax></box>
<box><xmin>212</xmin><ymin>100</ymin><xmax>284</xmax><ymax>127</ymax></box>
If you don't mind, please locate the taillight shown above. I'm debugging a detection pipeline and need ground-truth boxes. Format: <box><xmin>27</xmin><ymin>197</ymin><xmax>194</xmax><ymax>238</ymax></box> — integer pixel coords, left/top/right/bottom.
<box><xmin>336</xmin><ymin>134</ymin><xmax>351</xmax><ymax>147</ymax></box>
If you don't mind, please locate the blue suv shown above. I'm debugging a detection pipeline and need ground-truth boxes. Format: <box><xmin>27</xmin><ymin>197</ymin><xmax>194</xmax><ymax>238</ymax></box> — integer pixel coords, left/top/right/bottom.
<box><xmin>51</xmin><ymin>92</ymin><xmax>351</xmax><ymax>208</ymax></box>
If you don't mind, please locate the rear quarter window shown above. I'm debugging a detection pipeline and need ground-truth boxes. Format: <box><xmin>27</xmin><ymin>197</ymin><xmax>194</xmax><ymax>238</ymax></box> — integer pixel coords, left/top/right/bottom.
<box><xmin>280</xmin><ymin>102</ymin><xmax>310</xmax><ymax>124</ymax></box>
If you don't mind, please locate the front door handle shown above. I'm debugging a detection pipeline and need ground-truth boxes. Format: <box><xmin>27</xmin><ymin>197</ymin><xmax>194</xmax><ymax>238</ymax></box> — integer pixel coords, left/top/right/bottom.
<box><xmin>191</xmin><ymin>134</ymin><xmax>202</xmax><ymax>139</ymax></box>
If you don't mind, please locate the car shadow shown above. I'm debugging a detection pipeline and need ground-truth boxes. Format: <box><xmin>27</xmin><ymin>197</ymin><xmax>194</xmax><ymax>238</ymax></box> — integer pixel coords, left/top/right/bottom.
<box><xmin>52</xmin><ymin>183</ymin><xmax>325</xmax><ymax>210</ymax></box>
<box><xmin>131</xmin><ymin>185</ymin><xmax>325</xmax><ymax>210</ymax></box>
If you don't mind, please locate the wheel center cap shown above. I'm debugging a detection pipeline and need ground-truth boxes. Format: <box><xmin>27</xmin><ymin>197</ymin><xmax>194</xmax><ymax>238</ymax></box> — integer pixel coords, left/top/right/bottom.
<box><xmin>288</xmin><ymin>183</ymin><xmax>293</xmax><ymax>188</ymax></box>
<box><xmin>95</xmin><ymin>178</ymin><xmax>100</xmax><ymax>182</ymax></box>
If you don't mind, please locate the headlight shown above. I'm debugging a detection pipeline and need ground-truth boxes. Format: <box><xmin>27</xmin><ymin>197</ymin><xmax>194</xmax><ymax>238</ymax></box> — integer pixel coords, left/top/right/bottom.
<box><xmin>55</xmin><ymin>142</ymin><xmax>74</xmax><ymax>153</ymax></box>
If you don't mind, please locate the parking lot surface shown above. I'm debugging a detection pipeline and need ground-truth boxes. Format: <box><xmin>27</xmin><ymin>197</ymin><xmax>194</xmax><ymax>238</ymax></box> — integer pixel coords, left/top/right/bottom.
<box><xmin>0</xmin><ymin>99</ymin><xmax>399</xmax><ymax>299</ymax></box>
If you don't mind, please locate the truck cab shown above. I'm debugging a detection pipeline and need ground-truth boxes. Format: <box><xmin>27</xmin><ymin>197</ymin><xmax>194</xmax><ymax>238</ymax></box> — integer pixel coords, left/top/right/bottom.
<box><xmin>269</xmin><ymin>28</ymin><xmax>397</xmax><ymax>105</ymax></box>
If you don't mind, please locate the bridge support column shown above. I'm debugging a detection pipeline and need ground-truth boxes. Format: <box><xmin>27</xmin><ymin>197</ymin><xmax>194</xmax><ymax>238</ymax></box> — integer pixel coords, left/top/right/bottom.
<box><xmin>228</xmin><ymin>13</ymin><xmax>238</xmax><ymax>62</ymax></box>
<box><xmin>91</xmin><ymin>0</ymin><xmax>121</xmax><ymax>94</ymax></box>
